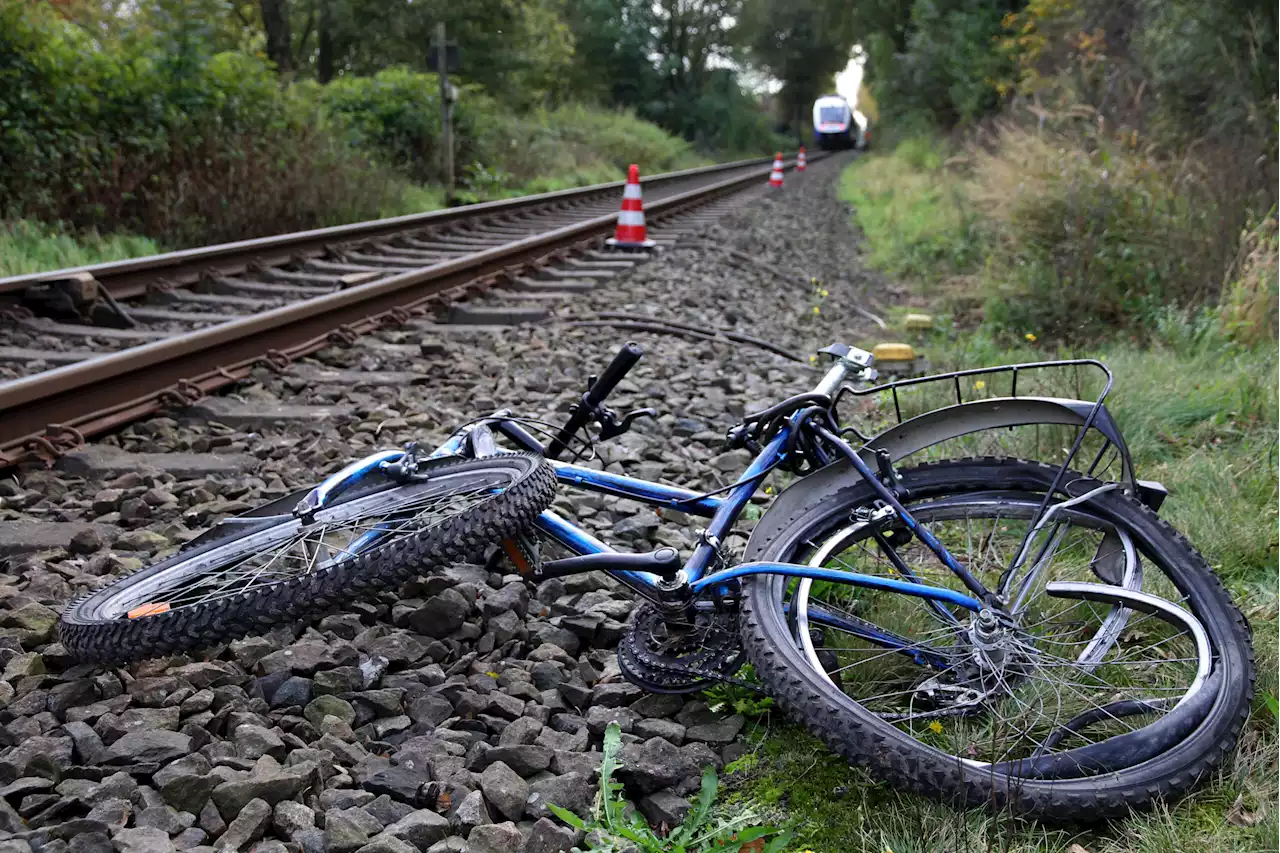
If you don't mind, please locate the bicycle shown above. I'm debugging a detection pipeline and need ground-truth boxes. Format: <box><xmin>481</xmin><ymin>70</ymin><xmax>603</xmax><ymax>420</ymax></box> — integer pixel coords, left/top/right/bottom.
<box><xmin>59</xmin><ymin>341</ymin><xmax>1254</xmax><ymax>821</ymax></box>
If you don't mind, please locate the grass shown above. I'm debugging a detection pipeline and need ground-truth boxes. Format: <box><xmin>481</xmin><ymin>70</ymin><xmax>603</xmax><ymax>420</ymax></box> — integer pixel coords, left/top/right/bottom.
<box><xmin>0</xmin><ymin>219</ymin><xmax>160</xmax><ymax>276</ymax></box>
<box><xmin>717</xmin><ymin>148</ymin><xmax>1279</xmax><ymax>853</ymax></box>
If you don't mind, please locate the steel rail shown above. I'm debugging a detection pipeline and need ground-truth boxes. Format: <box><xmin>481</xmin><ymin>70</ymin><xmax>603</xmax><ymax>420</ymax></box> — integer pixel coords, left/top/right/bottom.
<box><xmin>0</xmin><ymin>155</ymin><xmax>815</xmax><ymax>466</ymax></box>
<box><xmin>0</xmin><ymin>157</ymin><xmax>772</xmax><ymax>301</ymax></box>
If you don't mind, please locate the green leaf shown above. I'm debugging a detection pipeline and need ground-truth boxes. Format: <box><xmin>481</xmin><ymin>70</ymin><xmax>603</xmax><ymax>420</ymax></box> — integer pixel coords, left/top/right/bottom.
<box><xmin>546</xmin><ymin>803</ymin><xmax>586</xmax><ymax>830</ymax></box>
<box><xmin>763</xmin><ymin>830</ymin><xmax>796</xmax><ymax>853</ymax></box>
<box><xmin>1263</xmin><ymin>692</ymin><xmax>1278</xmax><ymax>720</ymax></box>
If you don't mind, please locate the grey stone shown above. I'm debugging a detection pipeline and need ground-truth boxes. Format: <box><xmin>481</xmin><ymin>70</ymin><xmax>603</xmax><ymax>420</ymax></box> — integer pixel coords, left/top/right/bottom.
<box><xmin>351</xmin><ymin>838</ymin><xmax>416</xmax><ymax>853</ymax></box>
<box><xmin>617</xmin><ymin>738</ymin><xmax>699</xmax><ymax>795</ymax></box>
<box><xmin>363</xmin><ymin>794</ymin><xmax>413</xmax><ymax>827</ymax></box>
<box><xmin>463</xmin><ymin>822</ymin><xmax>522</xmax><ymax>853</ymax></box>
<box><xmin>304</xmin><ymin>696</ymin><xmax>356</xmax><ymax>728</ymax></box>
<box><xmin>638</xmin><ymin>790</ymin><xmax>691</xmax><ymax>828</ymax></box>
<box><xmin>361</xmin><ymin>767</ymin><xmax>424</xmax><ymax>804</ymax></box>
<box><xmin>523</xmin><ymin>818</ymin><xmax>576</xmax><ymax>853</ymax></box>
<box><xmin>269</xmin><ymin>677</ymin><xmax>313</xmax><ymax>709</ymax></box>
<box><xmin>69</xmin><ymin>832</ymin><xmax>113</xmax><ymax>853</ymax></box>
<box><xmin>449</xmin><ymin>790</ymin><xmax>489</xmax><ymax>835</ymax></box>
<box><xmin>233</xmin><ymin>725</ymin><xmax>286</xmax><ymax>761</ymax></box>
<box><xmin>211</xmin><ymin>770</ymin><xmax>310</xmax><ymax>818</ymax></box>
<box><xmin>273</xmin><ymin>801</ymin><xmax>316</xmax><ymax>838</ymax></box>
<box><xmin>104</xmin><ymin>731</ymin><xmax>192</xmax><ymax>765</ymax></box>
<box><xmin>685</xmin><ymin>715</ymin><xmax>744</xmax><ymax>745</ymax></box>
<box><xmin>172</xmin><ymin>828</ymin><xmax>207</xmax><ymax>850</ymax></box>
<box><xmin>136</xmin><ymin>805</ymin><xmax>191</xmax><ymax>835</ymax></box>
<box><xmin>496</xmin><ymin>717</ymin><xmax>541</xmax><ymax>747</ymax></box>
<box><xmin>481</xmin><ymin>746</ymin><xmax>551</xmax><ymax>778</ymax></box>
<box><xmin>584</xmin><ymin>706</ymin><xmax>638</xmax><ymax>736</ymax></box>
<box><xmin>590</xmin><ymin>683</ymin><xmax>642</xmax><ymax>708</ymax></box>
<box><xmin>216</xmin><ymin>797</ymin><xmax>271</xmax><ymax>850</ymax></box>
<box><xmin>292</xmin><ymin>828</ymin><xmax>327</xmax><ymax>853</ymax></box>
<box><xmin>112</xmin><ymin>828</ymin><xmax>175</xmax><ymax>853</ymax></box>
<box><xmin>323</xmin><ymin>810</ymin><xmax>369</xmax><ymax>853</ymax></box>
<box><xmin>524</xmin><ymin>773</ymin><xmax>593</xmax><ymax>821</ymax></box>
<box><xmin>477</xmin><ymin>763</ymin><xmax>526</xmax><ymax>823</ymax></box>
<box><xmin>380</xmin><ymin>810</ymin><xmax>450</xmax><ymax>851</ymax></box>
<box><xmin>633</xmin><ymin>718</ymin><xmax>686</xmax><ymax>745</ymax></box>
<box><xmin>159</xmin><ymin>774</ymin><xmax>219</xmax><ymax>815</ymax></box>
<box><xmin>407</xmin><ymin>591</ymin><xmax>468</xmax><ymax>639</ymax></box>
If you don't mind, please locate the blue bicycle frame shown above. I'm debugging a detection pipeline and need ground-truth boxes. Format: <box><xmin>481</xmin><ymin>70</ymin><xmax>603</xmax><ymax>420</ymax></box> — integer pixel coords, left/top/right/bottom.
<box><xmin>294</xmin><ymin>349</ymin><xmax>987</xmax><ymax>664</ymax></box>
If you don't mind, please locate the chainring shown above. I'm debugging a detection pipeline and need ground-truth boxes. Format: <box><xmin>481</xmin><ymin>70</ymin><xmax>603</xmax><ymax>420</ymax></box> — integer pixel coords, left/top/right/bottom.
<box><xmin>618</xmin><ymin>604</ymin><xmax>748</xmax><ymax>694</ymax></box>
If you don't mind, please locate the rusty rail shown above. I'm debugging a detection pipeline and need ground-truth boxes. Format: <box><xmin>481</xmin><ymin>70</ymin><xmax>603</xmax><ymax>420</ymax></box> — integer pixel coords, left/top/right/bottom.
<box><xmin>0</xmin><ymin>158</ymin><xmax>772</xmax><ymax>301</ymax></box>
<box><xmin>0</xmin><ymin>155</ymin><xmax>816</xmax><ymax>467</ymax></box>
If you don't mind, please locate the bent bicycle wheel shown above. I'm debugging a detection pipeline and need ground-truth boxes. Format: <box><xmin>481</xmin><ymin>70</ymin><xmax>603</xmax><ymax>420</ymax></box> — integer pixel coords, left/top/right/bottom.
<box><xmin>61</xmin><ymin>453</ymin><xmax>556</xmax><ymax>664</ymax></box>
<box><xmin>740</xmin><ymin>457</ymin><xmax>1253</xmax><ymax>820</ymax></box>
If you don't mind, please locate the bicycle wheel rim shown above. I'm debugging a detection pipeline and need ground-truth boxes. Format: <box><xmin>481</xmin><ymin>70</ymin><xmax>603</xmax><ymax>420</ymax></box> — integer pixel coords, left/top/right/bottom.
<box><xmin>785</xmin><ymin>492</ymin><xmax>1215</xmax><ymax>776</ymax></box>
<box><xmin>82</xmin><ymin>462</ymin><xmax>519</xmax><ymax>622</ymax></box>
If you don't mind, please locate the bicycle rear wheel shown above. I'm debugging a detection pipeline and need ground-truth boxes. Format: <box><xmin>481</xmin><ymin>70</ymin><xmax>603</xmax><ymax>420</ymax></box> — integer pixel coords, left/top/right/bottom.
<box><xmin>61</xmin><ymin>453</ymin><xmax>556</xmax><ymax>664</ymax></box>
<box><xmin>740</xmin><ymin>457</ymin><xmax>1253</xmax><ymax>820</ymax></box>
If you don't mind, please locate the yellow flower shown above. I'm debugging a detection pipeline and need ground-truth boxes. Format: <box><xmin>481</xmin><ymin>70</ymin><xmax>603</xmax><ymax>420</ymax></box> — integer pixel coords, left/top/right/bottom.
<box><xmin>812</xmin><ymin>306</ymin><xmax>821</xmax><ymax>315</ymax></box>
<box><xmin>485</xmin><ymin>671</ymin><xmax>499</xmax><ymax>678</ymax></box>
<box><xmin>1025</xmin><ymin>332</ymin><xmax>1037</xmax><ymax>342</ymax></box>
<box><xmin>929</xmin><ymin>720</ymin><xmax>944</xmax><ymax>734</ymax></box>
<box><xmin>809</xmin><ymin>354</ymin><xmax>817</xmax><ymax>363</ymax></box>
<box><xmin>811</xmin><ymin>277</ymin><xmax>818</xmax><ymax>284</ymax></box>
<box><xmin>974</xmin><ymin>380</ymin><xmax>985</xmax><ymax>390</ymax></box>
<box><xmin>820</xmin><ymin>289</ymin><xmax>829</xmax><ymax>297</ymax></box>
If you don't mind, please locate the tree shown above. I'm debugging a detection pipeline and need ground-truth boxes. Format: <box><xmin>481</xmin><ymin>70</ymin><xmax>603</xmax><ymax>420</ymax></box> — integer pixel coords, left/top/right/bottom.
<box><xmin>738</xmin><ymin>0</ymin><xmax>858</xmax><ymax>129</ymax></box>
<box><xmin>260</xmin><ymin>0</ymin><xmax>293</xmax><ymax>74</ymax></box>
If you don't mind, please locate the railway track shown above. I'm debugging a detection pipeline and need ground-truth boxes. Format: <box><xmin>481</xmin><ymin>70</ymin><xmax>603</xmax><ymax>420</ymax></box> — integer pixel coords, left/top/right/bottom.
<box><xmin>0</xmin><ymin>152</ymin><xmax>828</xmax><ymax>468</ymax></box>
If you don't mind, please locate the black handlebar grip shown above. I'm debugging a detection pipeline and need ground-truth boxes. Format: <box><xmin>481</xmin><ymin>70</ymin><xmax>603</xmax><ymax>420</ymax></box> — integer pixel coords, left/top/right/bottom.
<box><xmin>585</xmin><ymin>341</ymin><xmax>643</xmax><ymax>406</ymax></box>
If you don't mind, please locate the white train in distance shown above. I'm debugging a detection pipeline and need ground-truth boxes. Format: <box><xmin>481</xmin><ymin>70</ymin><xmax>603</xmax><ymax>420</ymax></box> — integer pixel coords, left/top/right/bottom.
<box><xmin>812</xmin><ymin>94</ymin><xmax>869</xmax><ymax>151</ymax></box>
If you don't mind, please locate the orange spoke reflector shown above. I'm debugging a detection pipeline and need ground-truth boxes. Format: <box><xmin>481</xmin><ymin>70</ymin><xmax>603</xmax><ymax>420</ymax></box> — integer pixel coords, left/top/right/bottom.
<box><xmin>502</xmin><ymin>538</ymin><xmax>531</xmax><ymax>575</ymax></box>
<box><xmin>127</xmin><ymin>602</ymin><xmax>170</xmax><ymax>619</ymax></box>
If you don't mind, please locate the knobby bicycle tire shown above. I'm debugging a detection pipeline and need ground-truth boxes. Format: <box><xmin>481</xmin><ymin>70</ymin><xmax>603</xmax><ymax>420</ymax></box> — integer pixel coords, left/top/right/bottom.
<box><xmin>60</xmin><ymin>453</ymin><xmax>557</xmax><ymax>664</ymax></box>
<box><xmin>740</xmin><ymin>457</ymin><xmax>1254</xmax><ymax>820</ymax></box>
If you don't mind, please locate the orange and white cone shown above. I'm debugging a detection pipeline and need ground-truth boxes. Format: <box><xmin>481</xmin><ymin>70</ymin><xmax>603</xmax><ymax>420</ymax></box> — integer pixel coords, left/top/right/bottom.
<box><xmin>606</xmin><ymin>164</ymin><xmax>656</xmax><ymax>250</ymax></box>
<box><xmin>796</xmin><ymin>147</ymin><xmax>807</xmax><ymax>171</ymax></box>
<box><xmin>768</xmin><ymin>152</ymin><xmax>785</xmax><ymax>188</ymax></box>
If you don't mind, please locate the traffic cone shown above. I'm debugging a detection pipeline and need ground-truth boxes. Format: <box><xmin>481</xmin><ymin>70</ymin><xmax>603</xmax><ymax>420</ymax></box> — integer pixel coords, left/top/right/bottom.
<box><xmin>768</xmin><ymin>152</ymin><xmax>784</xmax><ymax>188</ymax></box>
<box><xmin>606</xmin><ymin>164</ymin><xmax>656</xmax><ymax>250</ymax></box>
<box><xmin>796</xmin><ymin>147</ymin><xmax>807</xmax><ymax>172</ymax></box>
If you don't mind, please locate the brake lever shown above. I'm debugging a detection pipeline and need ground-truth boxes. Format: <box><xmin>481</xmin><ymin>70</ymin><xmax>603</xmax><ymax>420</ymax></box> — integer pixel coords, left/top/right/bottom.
<box><xmin>597</xmin><ymin>407</ymin><xmax>657</xmax><ymax>441</ymax></box>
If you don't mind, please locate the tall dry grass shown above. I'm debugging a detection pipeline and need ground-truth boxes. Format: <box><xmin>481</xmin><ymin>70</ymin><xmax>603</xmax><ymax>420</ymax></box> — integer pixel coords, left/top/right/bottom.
<box><xmin>968</xmin><ymin>123</ymin><xmax>1257</xmax><ymax>341</ymax></box>
<box><xmin>1219</xmin><ymin>214</ymin><xmax>1279</xmax><ymax>345</ymax></box>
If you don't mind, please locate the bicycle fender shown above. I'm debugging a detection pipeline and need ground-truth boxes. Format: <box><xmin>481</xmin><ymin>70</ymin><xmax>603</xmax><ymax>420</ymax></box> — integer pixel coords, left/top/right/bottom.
<box><xmin>746</xmin><ymin>396</ymin><xmax>1139</xmax><ymax>560</ymax></box>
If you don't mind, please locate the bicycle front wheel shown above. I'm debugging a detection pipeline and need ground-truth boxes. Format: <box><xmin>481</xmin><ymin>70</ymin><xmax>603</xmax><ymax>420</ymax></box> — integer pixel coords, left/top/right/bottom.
<box><xmin>61</xmin><ymin>453</ymin><xmax>556</xmax><ymax>664</ymax></box>
<box><xmin>740</xmin><ymin>457</ymin><xmax>1253</xmax><ymax>820</ymax></box>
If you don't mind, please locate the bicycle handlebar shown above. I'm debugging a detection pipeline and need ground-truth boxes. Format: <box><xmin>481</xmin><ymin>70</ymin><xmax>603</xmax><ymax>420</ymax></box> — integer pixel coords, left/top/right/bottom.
<box><xmin>585</xmin><ymin>341</ymin><xmax>644</xmax><ymax>407</ymax></box>
<box><xmin>543</xmin><ymin>342</ymin><xmax>644</xmax><ymax>460</ymax></box>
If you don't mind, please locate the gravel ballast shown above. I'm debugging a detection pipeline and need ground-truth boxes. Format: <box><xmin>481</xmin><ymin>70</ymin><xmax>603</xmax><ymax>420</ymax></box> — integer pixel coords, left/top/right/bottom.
<box><xmin>0</xmin><ymin>155</ymin><xmax>883</xmax><ymax>852</ymax></box>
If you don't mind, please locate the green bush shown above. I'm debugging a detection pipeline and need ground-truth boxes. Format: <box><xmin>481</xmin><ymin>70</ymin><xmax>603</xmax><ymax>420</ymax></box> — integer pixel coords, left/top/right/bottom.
<box><xmin>975</xmin><ymin>129</ymin><xmax>1227</xmax><ymax>341</ymax></box>
<box><xmin>0</xmin><ymin>2</ymin><xmax>403</xmax><ymax>247</ymax></box>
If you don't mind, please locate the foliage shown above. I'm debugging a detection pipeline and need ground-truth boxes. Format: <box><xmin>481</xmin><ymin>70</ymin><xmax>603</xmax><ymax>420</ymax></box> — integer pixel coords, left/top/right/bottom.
<box><xmin>1218</xmin><ymin>214</ymin><xmax>1279</xmax><ymax>346</ymax></box>
<box><xmin>0</xmin><ymin>2</ymin><xmax>717</xmax><ymax>249</ymax></box>
<box><xmin>0</xmin><ymin>0</ymin><xmax>405</xmax><ymax>246</ymax></box>
<box><xmin>737</xmin><ymin>0</ymin><xmax>858</xmax><ymax>127</ymax></box>
<box><xmin>702</xmin><ymin>665</ymin><xmax>775</xmax><ymax>719</ymax></box>
<box><xmin>0</xmin><ymin>220</ymin><xmax>159</xmax><ymax>277</ymax></box>
<box><xmin>839</xmin><ymin>136</ymin><xmax>985</xmax><ymax>290</ymax></box>
<box><xmin>549</xmin><ymin>723</ymin><xmax>792</xmax><ymax>853</ymax></box>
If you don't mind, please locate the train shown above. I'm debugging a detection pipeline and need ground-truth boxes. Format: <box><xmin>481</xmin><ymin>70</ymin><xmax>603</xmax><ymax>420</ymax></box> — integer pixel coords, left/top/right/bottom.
<box><xmin>812</xmin><ymin>94</ymin><xmax>868</xmax><ymax>150</ymax></box>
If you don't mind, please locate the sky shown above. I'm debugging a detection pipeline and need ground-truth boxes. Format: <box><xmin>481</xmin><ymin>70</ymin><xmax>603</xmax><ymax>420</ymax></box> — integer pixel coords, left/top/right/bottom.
<box><xmin>834</xmin><ymin>52</ymin><xmax>865</xmax><ymax>105</ymax></box>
